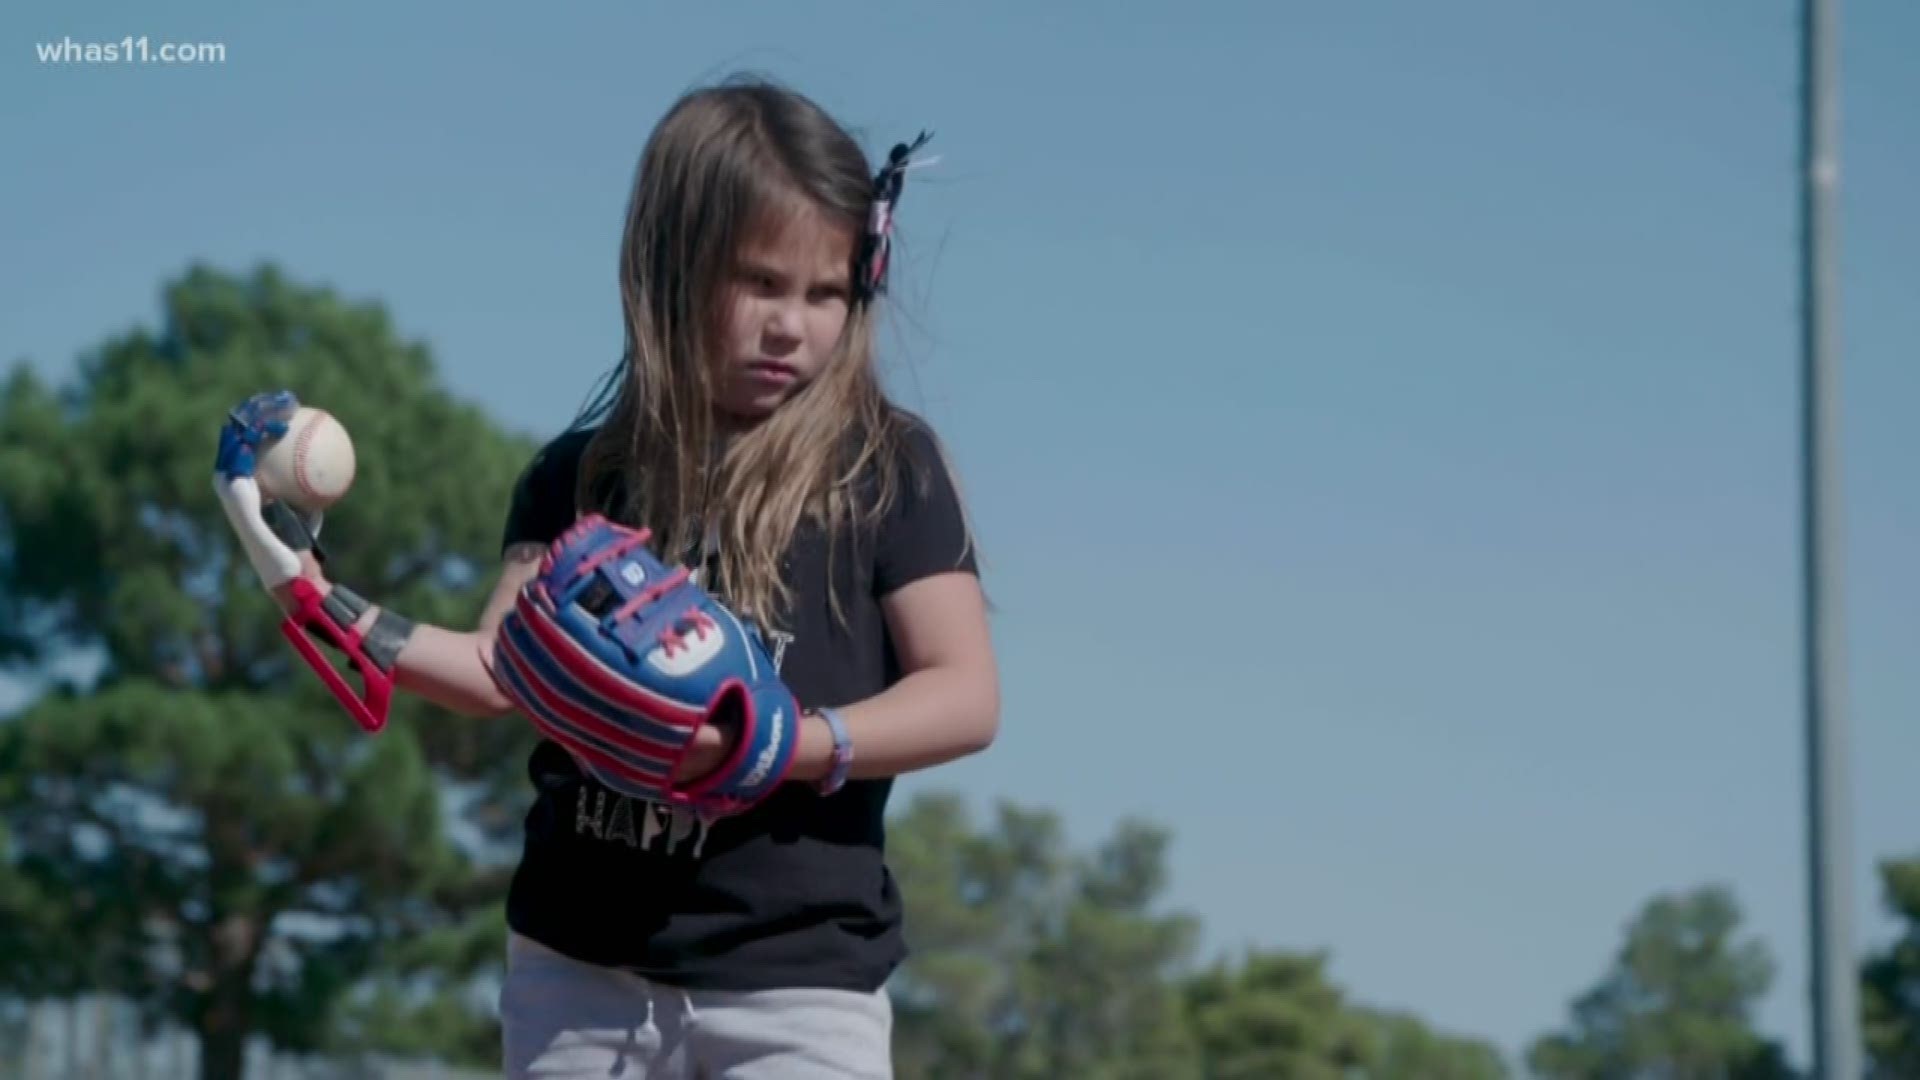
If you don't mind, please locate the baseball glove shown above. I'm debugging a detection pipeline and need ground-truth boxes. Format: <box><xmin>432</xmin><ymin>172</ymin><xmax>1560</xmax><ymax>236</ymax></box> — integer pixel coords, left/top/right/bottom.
<box><xmin>490</xmin><ymin>513</ymin><xmax>801</xmax><ymax>817</ymax></box>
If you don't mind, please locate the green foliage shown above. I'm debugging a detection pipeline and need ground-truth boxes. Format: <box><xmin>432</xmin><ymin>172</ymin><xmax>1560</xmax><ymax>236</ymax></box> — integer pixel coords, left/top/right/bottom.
<box><xmin>0</xmin><ymin>262</ymin><xmax>537</xmax><ymax>1077</ymax></box>
<box><xmin>1352</xmin><ymin>1008</ymin><xmax>1512</xmax><ymax>1080</ymax></box>
<box><xmin>885</xmin><ymin>791</ymin><xmax>1204</xmax><ymax>1080</ymax></box>
<box><xmin>1862</xmin><ymin>856</ymin><xmax>1920</xmax><ymax>1079</ymax></box>
<box><xmin>1183</xmin><ymin>951</ymin><xmax>1369</xmax><ymax>1079</ymax></box>
<box><xmin>1181</xmin><ymin>950</ymin><xmax>1509</xmax><ymax>1080</ymax></box>
<box><xmin>883</xmin><ymin>791</ymin><xmax>1509</xmax><ymax>1080</ymax></box>
<box><xmin>1526</xmin><ymin>884</ymin><xmax>1796</xmax><ymax>1080</ymax></box>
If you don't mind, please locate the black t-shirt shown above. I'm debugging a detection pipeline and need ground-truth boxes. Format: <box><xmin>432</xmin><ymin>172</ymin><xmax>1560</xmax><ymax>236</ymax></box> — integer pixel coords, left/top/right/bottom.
<box><xmin>495</xmin><ymin>409</ymin><xmax>977</xmax><ymax>993</ymax></box>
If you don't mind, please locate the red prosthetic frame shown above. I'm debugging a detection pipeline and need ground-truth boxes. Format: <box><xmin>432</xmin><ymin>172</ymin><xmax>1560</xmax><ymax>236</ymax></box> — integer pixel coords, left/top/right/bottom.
<box><xmin>278</xmin><ymin>577</ymin><xmax>393</xmax><ymax>733</ymax></box>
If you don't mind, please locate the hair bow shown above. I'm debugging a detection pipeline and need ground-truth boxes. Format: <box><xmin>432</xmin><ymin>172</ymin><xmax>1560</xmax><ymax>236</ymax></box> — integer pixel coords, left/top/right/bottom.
<box><xmin>856</xmin><ymin>130</ymin><xmax>937</xmax><ymax>300</ymax></box>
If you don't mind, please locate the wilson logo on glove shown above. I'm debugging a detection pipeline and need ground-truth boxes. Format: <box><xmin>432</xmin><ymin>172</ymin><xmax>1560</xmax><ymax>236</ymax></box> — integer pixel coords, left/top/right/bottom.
<box><xmin>741</xmin><ymin>706</ymin><xmax>785</xmax><ymax>789</ymax></box>
<box><xmin>490</xmin><ymin>514</ymin><xmax>801</xmax><ymax>817</ymax></box>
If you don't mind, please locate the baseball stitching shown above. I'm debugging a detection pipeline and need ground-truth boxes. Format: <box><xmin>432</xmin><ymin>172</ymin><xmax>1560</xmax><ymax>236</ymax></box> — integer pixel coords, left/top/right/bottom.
<box><xmin>293</xmin><ymin>411</ymin><xmax>327</xmax><ymax>502</ymax></box>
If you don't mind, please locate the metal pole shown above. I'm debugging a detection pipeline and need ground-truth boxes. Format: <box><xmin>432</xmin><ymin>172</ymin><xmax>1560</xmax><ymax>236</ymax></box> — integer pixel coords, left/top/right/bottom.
<box><xmin>1800</xmin><ymin>0</ymin><xmax>1859</xmax><ymax>1077</ymax></box>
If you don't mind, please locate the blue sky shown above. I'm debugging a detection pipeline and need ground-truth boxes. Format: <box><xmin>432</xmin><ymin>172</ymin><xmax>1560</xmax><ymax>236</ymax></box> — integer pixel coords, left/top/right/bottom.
<box><xmin>4</xmin><ymin>0</ymin><xmax>1917</xmax><ymax>1067</ymax></box>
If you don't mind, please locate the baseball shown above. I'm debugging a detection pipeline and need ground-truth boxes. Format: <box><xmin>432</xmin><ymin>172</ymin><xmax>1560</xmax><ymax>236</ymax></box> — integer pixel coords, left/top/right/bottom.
<box><xmin>258</xmin><ymin>406</ymin><xmax>356</xmax><ymax>512</ymax></box>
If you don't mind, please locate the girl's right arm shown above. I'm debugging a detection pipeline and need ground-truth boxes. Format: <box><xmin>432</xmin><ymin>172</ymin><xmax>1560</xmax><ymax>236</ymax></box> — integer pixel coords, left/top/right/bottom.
<box><xmin>278</xmin><ymin>541</ymin><xmax>543</xmax><ymax>719</ymax></box>
<box><xmin>213</xmin><ymin>393</ymin><xmax>548</xmax><ymax>720</ymax></box>
<box><xmin>389</xmin><ymin>542</ymin><xmax>541</xmax><ymax>717</ymax></box>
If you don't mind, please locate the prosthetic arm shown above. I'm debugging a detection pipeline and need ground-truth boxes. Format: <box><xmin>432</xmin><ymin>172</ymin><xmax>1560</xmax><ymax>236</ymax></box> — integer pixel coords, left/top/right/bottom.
<box><xmin>212</xmin><ymin>391</ymin><xmax>411</xmax><ymax>732</ymax></box>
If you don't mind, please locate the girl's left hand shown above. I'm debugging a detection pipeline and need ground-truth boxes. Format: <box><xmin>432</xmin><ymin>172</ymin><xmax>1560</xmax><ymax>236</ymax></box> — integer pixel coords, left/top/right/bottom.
<box><xmin>674</xmin><ymin>719</ymin><xmax>738</xmax><ymax>783</ymax></box>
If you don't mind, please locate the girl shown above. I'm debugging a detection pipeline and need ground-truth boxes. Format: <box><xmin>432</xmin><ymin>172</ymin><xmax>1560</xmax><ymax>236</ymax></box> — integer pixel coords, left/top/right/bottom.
<box><xmin>236</xmin><ymin>77</ymin><xmax>999</xmax><ymax>1078</ymax></box>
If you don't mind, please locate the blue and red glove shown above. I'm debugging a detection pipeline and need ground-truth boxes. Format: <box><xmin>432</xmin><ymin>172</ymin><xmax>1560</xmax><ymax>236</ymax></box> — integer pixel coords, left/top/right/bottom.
<box><xmin>490</xmin><ymin>514</ymin><xmax>801</xmax><ymax>818</ymax></box>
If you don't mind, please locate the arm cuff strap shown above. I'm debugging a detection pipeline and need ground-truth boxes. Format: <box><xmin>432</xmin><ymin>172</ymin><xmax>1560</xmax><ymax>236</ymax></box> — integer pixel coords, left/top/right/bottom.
<box><xmin>322</xmin><ymin>584</ymin><xmax>370</xmax><ymax>627</ymax></box>
<box><xmin>318</xmin><ymin>584</ymin><xmax>414</xmax><ymax>673</ymax></box>
<box><xmin>363</xmin><ymin>609</ymin><xmax>414</xmax><ymax>672</ymax></box>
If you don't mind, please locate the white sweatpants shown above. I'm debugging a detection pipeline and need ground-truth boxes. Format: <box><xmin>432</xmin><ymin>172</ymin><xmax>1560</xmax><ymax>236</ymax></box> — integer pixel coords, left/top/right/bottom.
<box><xmin>499</xmin><ymin>932</ymin><xmax>895</xmax><ymax>1079</ymax></box>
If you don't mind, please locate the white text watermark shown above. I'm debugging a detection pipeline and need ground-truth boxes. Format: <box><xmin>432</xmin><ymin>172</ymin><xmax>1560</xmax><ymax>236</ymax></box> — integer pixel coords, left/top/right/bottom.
<box><xmin>35</xmin><ymin>36</ymin><xmax>227</xmax><ymax>65</ymax></box>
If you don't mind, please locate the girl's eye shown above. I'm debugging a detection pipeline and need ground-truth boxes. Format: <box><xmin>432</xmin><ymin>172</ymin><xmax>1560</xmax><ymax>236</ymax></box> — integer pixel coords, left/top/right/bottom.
<box><xmin>809</xmin><ymin>286</ymin><xmax>847</xmax><ymax>304</ymax></box>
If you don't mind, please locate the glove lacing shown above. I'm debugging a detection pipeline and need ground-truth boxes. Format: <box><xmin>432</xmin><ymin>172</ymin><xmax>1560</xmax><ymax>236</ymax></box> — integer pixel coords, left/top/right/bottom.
<box><xmin>566</xmin><ymin>525</ymin><xmax>718</xmax><ymax>658</ymax></box>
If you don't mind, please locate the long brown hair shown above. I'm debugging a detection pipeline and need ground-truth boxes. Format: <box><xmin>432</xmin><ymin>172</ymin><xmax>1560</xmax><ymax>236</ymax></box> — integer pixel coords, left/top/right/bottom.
<box><xmin>572</xmin><ymin>76</ymin><xmax>924</xmax><ymax>628</ymax></box>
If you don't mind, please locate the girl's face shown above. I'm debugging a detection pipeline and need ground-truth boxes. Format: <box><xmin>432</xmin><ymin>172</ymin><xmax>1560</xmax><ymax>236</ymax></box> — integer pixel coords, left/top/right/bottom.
<box><xmin>713</xmin><ymin>205</ymin><xmax>857</xmax><ymax>422</ymax></box>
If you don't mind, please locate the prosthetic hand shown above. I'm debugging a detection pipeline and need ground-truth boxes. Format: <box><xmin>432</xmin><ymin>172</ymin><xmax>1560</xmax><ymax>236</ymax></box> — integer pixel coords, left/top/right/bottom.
<box><xmin>213</xmin><ymin>390</ymin><xmax>406</xmax><ymax>732</ymax></box>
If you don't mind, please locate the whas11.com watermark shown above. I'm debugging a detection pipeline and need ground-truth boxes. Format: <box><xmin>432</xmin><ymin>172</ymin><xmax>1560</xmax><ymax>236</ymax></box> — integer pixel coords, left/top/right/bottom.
<box><xmin>36</xmin><ymin>35</ymin><xmax>227</xmax><ymax>65</ymax></box>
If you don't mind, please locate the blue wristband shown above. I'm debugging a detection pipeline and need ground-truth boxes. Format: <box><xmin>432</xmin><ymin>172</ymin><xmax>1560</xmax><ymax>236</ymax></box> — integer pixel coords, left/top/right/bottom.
<box><xmin>815</xmin><ymin>707</ymin><xmax>853</xmax><ymax>795</ymax></box>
